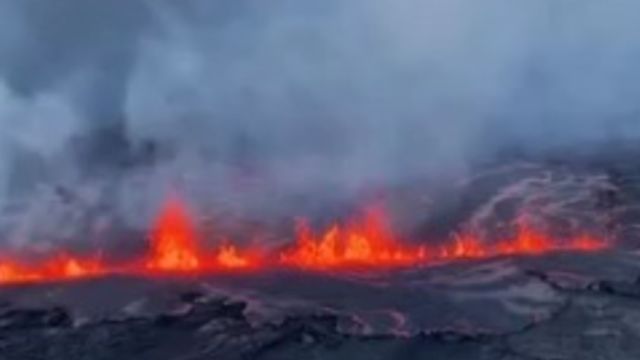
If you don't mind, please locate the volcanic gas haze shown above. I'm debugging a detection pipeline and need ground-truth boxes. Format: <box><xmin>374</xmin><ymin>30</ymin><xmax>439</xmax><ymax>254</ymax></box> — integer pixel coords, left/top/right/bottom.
<box><xmin>0</xmin><ymin>2</ymin><xmax>639</xmax><ymax>359</ymax></box>
<box><xmin>0</xmin><ymin>0</ymin><xmax>631</xmax><ymax>291</ymax></box>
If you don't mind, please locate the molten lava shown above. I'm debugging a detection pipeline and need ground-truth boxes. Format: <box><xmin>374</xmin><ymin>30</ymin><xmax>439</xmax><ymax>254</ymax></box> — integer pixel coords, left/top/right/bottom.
<box><xmin>280</xmin><ymin>205</ymin><xmax>609</xmax><ymax>270</ymax></box>
<box><xmin>439</xmin><ymin>225</ymin><xmax>607</xmax><ymax>261</ymax></box>
<box><xmin>146</xmin><ymin>196</ymin><xmax>202</xmax><ymax>272</ymax></box>
<box><xmin>217</xmin><ymin>243</ymin><xmax>251</xmax><ymax>268</ymax></box>
<box><xmin>0</xmin><ymin>261</ymin><xmax>40</xmax><ymax>284</ymax></box>
<box><xmin>44</xmin><ymin>254</ymin><xmax>106</xmax><ymax>279</ymax></box>
<box><xmin>0</xmin><ymin>195</ymin><xmax>609</xmax><ymax>285</ymax></box>
<box><xmin>0</xmin><ymin>253</ymin><xmax>106</xmax><ymax>285</ymax></box>
<box><xmin>280</xmin><ymin>205</ymin><xmax>427</xmax><ymax>269</ymax></box>
<box><xmin>144</xmin><ymin>196</ymin><xmax>254</xmax><ymax>274</ymax></box>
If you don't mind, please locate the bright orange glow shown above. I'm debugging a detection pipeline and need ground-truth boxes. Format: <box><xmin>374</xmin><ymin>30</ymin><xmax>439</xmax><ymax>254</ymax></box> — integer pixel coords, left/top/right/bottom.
<box><xmin>0</xmin><ymin>253</ymin><xmax>106</xmax><ymax>285</ymax></box>
<box><xmin>143</xmin><ymin>195</ymin><xmax>255</xmax><ymax>274</ymax></box>
<box><xmin>44</xmin><ymin>254</ymin><xmax>106</xmax><ymax>279</ymax></box>
<box><xmin>0</xmin><ymin>195</ymin><xmax>610</xmax><ymax>285</ymax></box>
<box><xmin>438</xmin><ymin>225</ymin><xmax>607</xmax><ymax>261</ymax></box>
<box><xmin>569</xmin><ymin>234</ymin><xmax>607</xmax><ymax>251</ymax></box>
<box><xmin>497</xmin><ymin>223</ymin><xmax>553</xmax><ymax>255</ymax></box>
<box><xmin>145</xmin><ymin>196</ymin><xmax>202</xmax><ymax>272</ymax></box>
<box><xmin>280</xmin><ymin>205</ymin><xmax>610</xmax><ymax>270</ymax></box>
<box><xmin>439</xmin><ymin>233</ymin><xmax>487</xmax><ymax>258</ymax></box>
<box><xmin>217</xmin><ymin>243</ymin><xmax>250</xmax><ymax>269</ymax></box>
<box><xmin>0</xmin><ymin>261</ymin><xmax>42</xmax><ymax>284</ymax></box>
<box><xmin>280</xmin><ymin>205</ymin><xmax>427</xmax><ymax>269</ymax></box>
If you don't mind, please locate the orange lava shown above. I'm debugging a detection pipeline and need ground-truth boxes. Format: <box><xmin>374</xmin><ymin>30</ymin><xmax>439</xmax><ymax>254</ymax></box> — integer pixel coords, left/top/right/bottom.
<box><xmin>44</xmin><ymin>254</ymin><xmax>106</xmax><ymax>279</ymax></box>
<box><xmin>280</xmin><ymin>205</ymin><xmax>427</xmax><ymax>269</ymax></box>
<box><xmin>144</xmin><ymin>196</ymin><xmax>254</xmax><ymax>274</ymax></box>
<box><xmin>145</xmin><ymin>196</ymin><xmax>202</xmax><ymax>272</ymax></box>
<box><xmin>280</xmin><ymin>205</ymin><xmax>609</xmax><ymax>270</ymax></box>
<box><xmin>0</xmin><ymin>195</ymin><xmax>610</xmax><ymax>285</ymax></box>
<box><xmin>0</xmin><ymin>253</ymin><xmax>106</xmax><ymax>285</ymax></box>
<box><xmin>439</xmin><ymin>225</ymin><xmax>607</xmax><ymax>261</ymax></box>
<box><xmin>217</xmin><ymin>243</ymin><xmax>251</xmax><ymax>268</ymax></box>
<box><xmin>0</xmin><ymin>261</ymin><xmax>41</xmax><ymax>284</ymax></box>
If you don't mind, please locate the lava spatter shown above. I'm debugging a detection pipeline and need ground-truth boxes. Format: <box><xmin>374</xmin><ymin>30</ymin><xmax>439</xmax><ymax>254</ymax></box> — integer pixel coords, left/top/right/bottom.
<box><xmin>0</xmin><ymin>196</ymin><xmax>609</xmax><ymax>285</ymax></box>
<box><xmin>144</xmin><ymin>195</ymin><xmax>255</xmax><ymax>274</ymax></box>
<box><xmin>280</xmin><ymin>205</ymin><xmax>609</xmax><ymax>270</ymax></box>
<box><xmin>280</xmin><ymin>205</ymin><xmax>427</xmax><ymax>269</ymax></box>
<box><xmin>145</xmin><ymin>196</ymin><xmax>202</xmax><ymax>272</ymax></box>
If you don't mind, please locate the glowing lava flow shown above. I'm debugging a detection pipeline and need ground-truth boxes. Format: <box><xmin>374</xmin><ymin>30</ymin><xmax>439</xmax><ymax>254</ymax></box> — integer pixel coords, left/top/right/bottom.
<box><xmin>0</xmin><ymin>196</ymin><xmax>609</xmax><ymax>285</ymax></box>
<box><xmin>0</xmin><ymin>254</ymin><xmax>106</xmax><ymax>285</ymax></box>
<box><xmin>145</xmin><ymin>196</ymin><xmax>202</xmax><ymax>272</ymax></box>
<box><xmin>439</xmin><ymin>225</ymin><xmax>607</xmax><ymax>261</ymax></box>
<box><xmin>279</xmin><ymin>206</ymin><xmax>609</xmax><ymax>270</ymax></box>
<box><xmin>280</xmin><ymin>205</ymin><xmax>428</xmax><ymax>269</ymax></box>
<box><xmin>144</xmin><ymin>196</ymin><xmax>255</xmax><ymax>273</ymax></box>
<box><xmin>217</xmin><ymin>243</ymin><xmax>251</xmax><ymax>269</ymax></box>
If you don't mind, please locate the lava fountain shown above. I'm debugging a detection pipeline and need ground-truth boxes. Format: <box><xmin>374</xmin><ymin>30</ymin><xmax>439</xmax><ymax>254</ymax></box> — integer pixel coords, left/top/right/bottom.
<box><xmin>145</xmin><ymin>196</ymin><xmax>202</xmax><ymax>272</ymax></box>
<box><xmin>0</xmin><ymin>194</ymin><xmax>609</xmax><ymax>285</ymax></box>
<box><xmin>280</xmin><ymin>204</ymin><xmax>427</xmax><ymax>269</ymax></box>
<box><xmin>144</xmin><ymin>195</ymin><xmax>256</xmax><ymax>274</ymax></box>
<box><xmin>280</xmin><ymin>205</ymin><xmax>609</xmax><ymax>270</ymax></box>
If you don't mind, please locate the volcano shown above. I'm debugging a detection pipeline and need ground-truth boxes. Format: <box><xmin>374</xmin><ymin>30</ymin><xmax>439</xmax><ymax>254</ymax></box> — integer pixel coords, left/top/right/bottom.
<box><xmin>1</xmin><ymin>153</ymin><xmax>638</xmax><ymax>360</ymax></box>
<box><xmin>2</xmin><ymin>2</ymin><xmax>640</xmax><ymax>359</ymax></box>
<box><xmin>0</xmin><ymin>190</ymin><xmax>607</xmax><ymax>286</ymax></box>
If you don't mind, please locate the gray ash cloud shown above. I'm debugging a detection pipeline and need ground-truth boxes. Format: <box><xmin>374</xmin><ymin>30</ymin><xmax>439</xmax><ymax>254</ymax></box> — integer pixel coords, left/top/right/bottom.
<box><xmin>0</xmin><ymin>1</ymin><xmax>639</xmax><ymax>249</ymax></box>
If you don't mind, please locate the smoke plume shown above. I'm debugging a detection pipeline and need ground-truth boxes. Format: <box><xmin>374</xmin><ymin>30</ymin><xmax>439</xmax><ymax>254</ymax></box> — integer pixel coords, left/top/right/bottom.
<box><xmin>0</xmin><ymin>0</ymin><xmax>639</xmax><ymax>249</ymax></box>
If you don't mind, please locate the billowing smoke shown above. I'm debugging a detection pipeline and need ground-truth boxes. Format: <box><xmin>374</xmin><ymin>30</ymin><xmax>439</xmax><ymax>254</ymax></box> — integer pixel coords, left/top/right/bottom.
<box><xmin>0</xmin><ymin>0</ymin><xmax>639</xmax><ymax>250</ymax></box>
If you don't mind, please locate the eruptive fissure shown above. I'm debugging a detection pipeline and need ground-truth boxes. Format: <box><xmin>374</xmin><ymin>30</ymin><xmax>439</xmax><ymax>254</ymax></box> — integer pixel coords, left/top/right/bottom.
<box><xmin>0</xmin><ymin>195</ymin><xmax>608</xmax><ymax>285</ymax></box>
<box><xmin>145</xmin><ymin>196</ymin><xmax>202</xmax><ymax>272</ymax></box>
<box><xmin>280</xmin><ymin>205</ymin><xmax>428</xmax><ymax>268</ymax></box>
<box><xmin>144</xmin><ymin>196</ymin><xmax>258</xmax><ymax>273</ymax></box>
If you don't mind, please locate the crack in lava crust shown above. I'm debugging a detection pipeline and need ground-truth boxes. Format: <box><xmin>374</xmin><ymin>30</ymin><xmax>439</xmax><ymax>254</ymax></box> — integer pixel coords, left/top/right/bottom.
<box><xmin>0</xmin><ymin>195</ymin><xmax>609</xmax><ymax>285</ymax></box>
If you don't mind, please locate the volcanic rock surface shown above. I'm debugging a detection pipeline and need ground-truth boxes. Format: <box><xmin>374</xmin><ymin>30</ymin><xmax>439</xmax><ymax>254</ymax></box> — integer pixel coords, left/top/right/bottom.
<box><xmin>0</xmin><ymin>251</ymin><xmax>639</xmax><ymax>359</ymax></box>
<box><xmin>1</xmin><ymin>151</ymin><xmax>640</xmax><ymax>360</ymax></box>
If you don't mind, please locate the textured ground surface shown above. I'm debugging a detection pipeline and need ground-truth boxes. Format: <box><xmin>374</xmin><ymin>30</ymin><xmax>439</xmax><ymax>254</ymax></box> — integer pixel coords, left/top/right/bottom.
<box><xmin>1</xmin><ymin>250</ymin><xmax>640</xmax><ymax>359</ymax></box>
<box><xmin>2</xmin><ymin>149</ymin><xmax>640</xmax><ymax>360</ymax></box>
